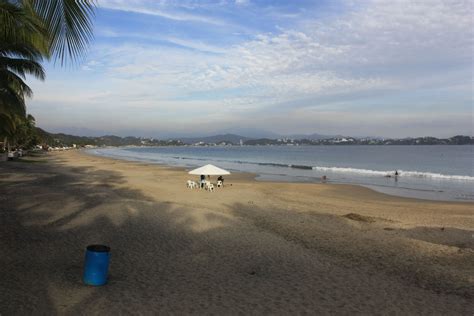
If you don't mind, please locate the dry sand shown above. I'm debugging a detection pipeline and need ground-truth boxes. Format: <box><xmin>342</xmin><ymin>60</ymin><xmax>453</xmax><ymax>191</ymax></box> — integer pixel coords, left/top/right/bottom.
<box><xmin>0</xmin><ymin>150</ymin><xmax>473</xmax><ymax>314</ymax></box>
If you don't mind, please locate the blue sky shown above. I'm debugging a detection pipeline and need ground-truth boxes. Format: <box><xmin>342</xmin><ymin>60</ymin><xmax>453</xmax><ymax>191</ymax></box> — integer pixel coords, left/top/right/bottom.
<box><xmin>28</xmin><ymin>0</ymin><xmax>473</xmax><ymax>138</ymax></box>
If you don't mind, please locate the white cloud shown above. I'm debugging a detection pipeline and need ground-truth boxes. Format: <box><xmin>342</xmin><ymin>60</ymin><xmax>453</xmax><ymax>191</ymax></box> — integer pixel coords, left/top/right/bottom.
<box><xmin>96</xmin><ymin>28</ymin><xmax>227</xmax><ymax>54</ymax></box>
<box><xmin>98</xmin><ymin>0</ymin><xmax>228</xmax><ymax>25</ymax></box>
<box><xmin>235</xmin><ymin>0</ymin><xmax>249</xmax><ymax>6</ymax></box>
<box><xmin>33</xmin><ymin>0</ymin><xmax>473</xmax><ymax>136</ymax></box>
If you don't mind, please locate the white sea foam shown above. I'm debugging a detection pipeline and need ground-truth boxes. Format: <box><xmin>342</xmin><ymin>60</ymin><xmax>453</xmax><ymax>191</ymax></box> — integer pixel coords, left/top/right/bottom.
<box><xmin>397</xmin><ymin>170</ymin><xmax>474</xmax><ymax>181</ymax></box>
<box><xmin>312</xmin><ymin>166</ymin><xmax>474</xmax><ymax>181</ymax></box>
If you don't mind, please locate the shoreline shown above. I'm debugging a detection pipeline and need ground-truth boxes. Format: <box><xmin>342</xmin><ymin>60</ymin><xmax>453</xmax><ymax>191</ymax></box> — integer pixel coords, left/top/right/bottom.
<box><xmin>85</xmin><ymin>148</ymin><xmax>474</xmax><ymax>203</ymax></box>
<box><xmin>1</xmin><ymin>150</ymin><xmax>473</xmax><ymax>314</ymax></box>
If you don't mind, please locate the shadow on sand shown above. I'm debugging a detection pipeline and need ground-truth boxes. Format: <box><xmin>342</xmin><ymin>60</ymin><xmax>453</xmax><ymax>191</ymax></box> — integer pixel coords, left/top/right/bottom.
<box><xmin>0</xmin><ymin>157</ymin><xmax>472</xmax><ymax>314</ymax></box>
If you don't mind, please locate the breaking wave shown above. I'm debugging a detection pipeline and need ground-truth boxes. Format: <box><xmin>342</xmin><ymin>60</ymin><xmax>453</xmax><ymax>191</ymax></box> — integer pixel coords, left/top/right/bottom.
<box><xmin>311</xmin><ymin>166</ymin><xmax>474</xmax><ymax>181</ymax></box>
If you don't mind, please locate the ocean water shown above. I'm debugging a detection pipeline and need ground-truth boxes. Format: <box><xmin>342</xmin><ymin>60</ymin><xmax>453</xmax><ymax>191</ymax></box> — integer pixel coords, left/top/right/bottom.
<box><xmin>88</xmin><ymin>145</ymin><xmax>474</xmax><ymax>201</ymax></box>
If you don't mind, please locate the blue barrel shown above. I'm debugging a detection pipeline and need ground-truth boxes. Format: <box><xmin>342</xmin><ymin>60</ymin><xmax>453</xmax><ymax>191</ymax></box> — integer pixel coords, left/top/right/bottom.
<box><xmin>83</xmin><ymin>245</ymin><xmax>110</xmax><ymax>286</ymax></box>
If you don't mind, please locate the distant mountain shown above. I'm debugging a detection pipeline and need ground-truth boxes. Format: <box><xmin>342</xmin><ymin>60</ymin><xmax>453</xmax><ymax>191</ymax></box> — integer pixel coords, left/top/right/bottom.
<box><xmin>36</xmin><ymin>128</ymin><xmax>143</xmax><ymax>146</ymax></box>
<box><xmin>35</xmin><ymin>128</ymin><xmax>180</xmax><ymax>147</ymax></box>
<box><xmin>36</xmin><ymin>128</ymin><xmax>251</xmax><ymax>146</ymax></box>
<box><xmin>206</xmin><ymin>130</ymin><xmax>340</xmax><ymax>140</ymax></box>
<box><xmin>44</xmin><ymin>126</ymin><xmax>109</xmax><ymax>137</ymax></box>
<box><xmin>176</xmin><ymin>133</ymin><xmax>251</xmax><ymax>144</ymax></box>
<box><xmin>283</xmin><ymin>133</ymin><xmax>342</xmax><ymax>140</ymax></box>
<box><xmin>214</xmin><ymin>128</ymin><xmax>280</xmax><ymax>139</ymax></box>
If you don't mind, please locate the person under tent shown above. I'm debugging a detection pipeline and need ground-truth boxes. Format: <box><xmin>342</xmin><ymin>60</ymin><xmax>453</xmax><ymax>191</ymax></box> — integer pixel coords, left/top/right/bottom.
<box><xmin>200</xmin><ymin>175</ymin><xmax>206</xmax><ymax>189</ymax></box>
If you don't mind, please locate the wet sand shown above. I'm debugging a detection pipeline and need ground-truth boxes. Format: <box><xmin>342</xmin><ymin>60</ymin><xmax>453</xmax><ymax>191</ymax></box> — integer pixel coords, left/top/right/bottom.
<box><xmin>0</xmin><ymin>150</ymin><xmax>473</xmax><ymax>314</ymax></box>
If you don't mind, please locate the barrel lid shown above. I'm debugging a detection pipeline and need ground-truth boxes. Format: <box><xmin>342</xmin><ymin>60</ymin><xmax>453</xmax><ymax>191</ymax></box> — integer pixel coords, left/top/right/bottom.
<box><xmin>87</xmin><ymin>244</ymin><xmax>110</xmax><ymax>252</ymax></box>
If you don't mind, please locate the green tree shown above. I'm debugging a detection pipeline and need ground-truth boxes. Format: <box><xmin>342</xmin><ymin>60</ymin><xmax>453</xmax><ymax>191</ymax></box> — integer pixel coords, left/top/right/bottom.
<box><xmin>12</xmin><ymin>113</ymin><xmax>37</xmax><ymax>148</ymax></box>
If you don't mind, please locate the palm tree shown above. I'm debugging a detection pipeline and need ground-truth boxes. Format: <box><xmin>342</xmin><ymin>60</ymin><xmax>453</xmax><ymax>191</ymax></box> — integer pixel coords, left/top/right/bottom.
<box><xmin>0</xmin><ymin>112</ymin><xmax>37</xmax><ymax>151</ymax></box>
<box><xmin>0</xmin><ymin>0</ymin><xmax>95</xmax><ymax>149</ymax></box>
<box><xmin>1</xmin><ymin>1</ymin><xmax>46</xmax><ymax>149</ymax></box>
<box><xmin>11</xmin><ymin>113</ymin><xmax>37</xmax><ymax>147</ymax></box>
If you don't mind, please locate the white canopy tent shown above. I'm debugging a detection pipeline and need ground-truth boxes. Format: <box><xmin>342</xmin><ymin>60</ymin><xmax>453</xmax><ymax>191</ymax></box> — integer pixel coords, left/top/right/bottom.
<box><xmin>188</xmin><ymin>164</ymin><xmax>230</xmax><ymax>176</ymax></box>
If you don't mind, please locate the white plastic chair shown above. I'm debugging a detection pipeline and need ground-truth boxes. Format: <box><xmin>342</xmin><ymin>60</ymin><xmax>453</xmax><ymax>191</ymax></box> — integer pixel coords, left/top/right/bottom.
<box><xmin>208</xmin><ymin>183</ymin><xmax>215</xmax><ymax>192</ymax></box>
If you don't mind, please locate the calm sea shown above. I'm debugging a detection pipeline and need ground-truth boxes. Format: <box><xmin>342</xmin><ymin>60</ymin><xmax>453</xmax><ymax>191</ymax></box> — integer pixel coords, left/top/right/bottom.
<box><xmin>88</xmin><ymin>145</ymin><xmax>474</xmax><ymax>201</ymax></box>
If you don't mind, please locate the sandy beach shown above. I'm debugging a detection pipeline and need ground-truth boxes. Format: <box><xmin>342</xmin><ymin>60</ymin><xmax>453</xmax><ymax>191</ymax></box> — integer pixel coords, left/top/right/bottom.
<box><xmin>0</xmin><ymin>150</ymin><xmax>473</xmax><ymax>314</ymax></box>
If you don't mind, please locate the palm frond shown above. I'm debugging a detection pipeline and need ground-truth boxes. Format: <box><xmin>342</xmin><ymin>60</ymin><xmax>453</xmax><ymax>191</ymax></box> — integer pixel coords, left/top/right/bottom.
<box><xmin>26</xmin><ymin>113</ymin><xmax>35</xmax><ymax>124</ymax></box>
<box><xmin>0</xmin><ymin>41</ymin><xmax>45</xmax><ymax>61</ymax></box>
<box><xmin>0</xmin><ymin>56</ymin><xmax>45</xmax><ymax>80</ymax></box>
<box><xmin>31</xmin><ymin>0</ymin><xmax>96</xmax><ymax>65</ymax></box>
<box><xmin>0</xmin><ymin>69</ymin><xmax>34</xmax><ymax>98</ymax></box>
<box><xmin>0</xmin><ymin>1</ymin><xmax>49</xmax><ymax>55</ymax></box>
<box><xmin>0</xmin><ymin>87</ymin><xmax>26</xmax><ymax>117</ymax></box>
